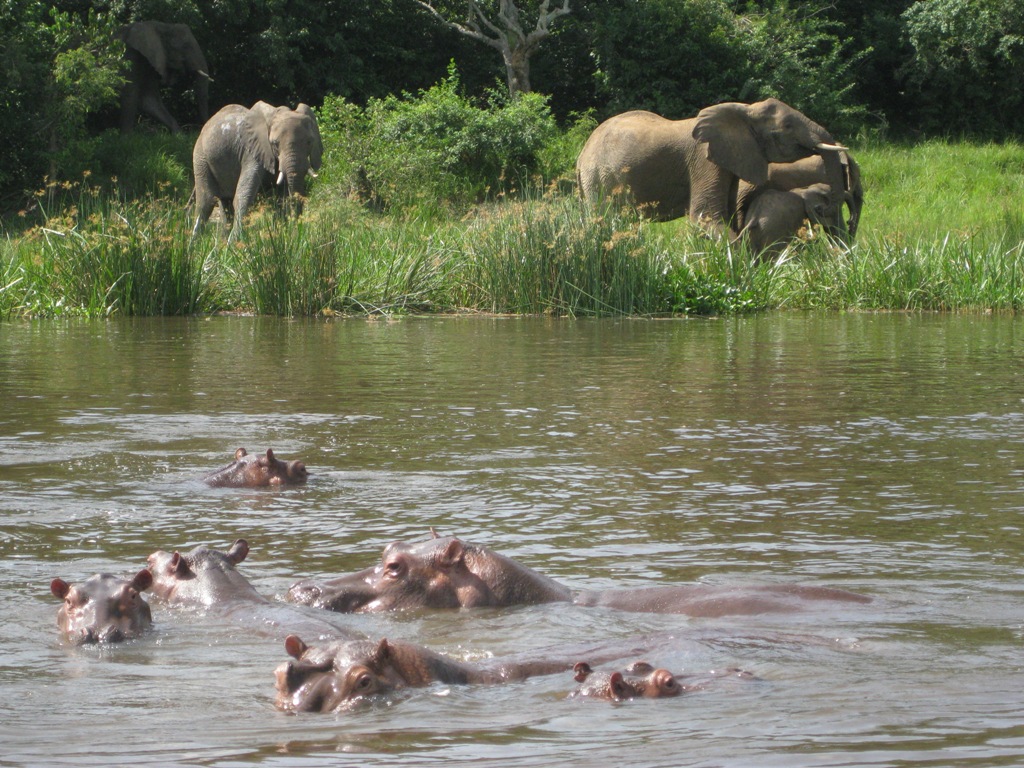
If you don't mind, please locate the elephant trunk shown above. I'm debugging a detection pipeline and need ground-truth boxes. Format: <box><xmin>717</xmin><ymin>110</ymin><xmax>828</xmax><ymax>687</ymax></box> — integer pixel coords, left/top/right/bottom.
<box><xmin>818</xmin><ymin>149</ymin><xmax>851</xmax><ymax>243</ymax></box>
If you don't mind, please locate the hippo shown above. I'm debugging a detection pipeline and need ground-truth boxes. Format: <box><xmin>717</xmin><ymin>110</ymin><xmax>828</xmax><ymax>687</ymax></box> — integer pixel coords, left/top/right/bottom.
<box><xmin>287</xmin><ymin>533</ymin><xmax>870</xmax><ymax>617</ymax></box>
<box><xmin>287</xmin><ymin>534</ymin><xmax>572</xmax><ymax>612</ymax></box>
<box><xmin>203</xmin><ymin>447</ymin><xmax>308</xmax><ymax>488</ymax></box>
<box><xmin>570</xmin><ymin>660</ymin><xmax>757</xmax><ymax>701</ymax></box>
<box><xmin>274</xmin><ymin>633</ymin><xmax>653</xmax><ymax>713</ymax></box>
<box><xmin>147</xmin><ymin>538</ymin><xmax>262</xmax><ymax>605</ymax></box>
<box><xmin>146</xmin><ymin>538</ymin><xmax>360</xmax><ymax>641</ymax></box>
<box><xmin>50</xmin><ymin>569</ymin><xmax>154</xmax><ymax>645</ymax></box>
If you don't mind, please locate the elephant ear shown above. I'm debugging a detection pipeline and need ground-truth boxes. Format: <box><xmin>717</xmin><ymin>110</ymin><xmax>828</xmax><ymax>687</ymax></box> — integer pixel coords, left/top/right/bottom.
<box><xmin>251</xmin><ymin>100</ymin><xmax>279</xmax><ymax>126</ymax></box>
<box><xmin>296</xmin><ymin>104</ymin><xmax>324</xmax><ymax>171</ymax></box>
<box><xmin>693</xmin><ymin>102</ymin><xmax>770</xmax><ymax>186</ymax></box>
<box><xmin>160</xmin><ymin>23</ymin><xmax>209</xmax><ymax>75</ymax></box>
<box><xmin>243</xmin><ymin>108</ymin><xmax>277</xmax><ymax>175</ymax></box>
<box><xmin>802</xmin><ymin>183</ymin><xmax>833</xmax><ymax>223</ymax></box>
<box><xmin>121</xmin><ymin>22</ymin><xmax>169</xmax><ymax>81</ymax></box>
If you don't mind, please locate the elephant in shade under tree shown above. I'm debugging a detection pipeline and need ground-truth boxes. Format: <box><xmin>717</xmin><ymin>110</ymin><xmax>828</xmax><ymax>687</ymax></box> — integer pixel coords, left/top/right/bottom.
<box><xmin>735</xmin><ymin>153</ymin><xmax>863</xmax><ymax>242</ymax></box>
<box><xmin>575</xmin><ymin>98</ymin><xmax>848</xmax><ymax>239</ymax></box>
<box><xmin>191</xmin><ymin>101</ymin><xmax>323</xmax><ymax>240</ymax></box>
<box><xmin>734</xmin><ymin>182</ymin><xmax>833</xmax><ymax>259</ymax></box>
<box><xmin>117</xmin><ymin>21</ymin><xmax>210</xmax><ymax>135</ymax></box>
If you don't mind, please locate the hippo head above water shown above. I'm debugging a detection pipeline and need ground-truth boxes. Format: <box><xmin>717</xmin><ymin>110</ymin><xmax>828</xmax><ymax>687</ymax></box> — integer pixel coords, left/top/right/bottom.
<box><xmin>286</xmin><ymin>533</ymin><xmax>572</xmax><ymax>612</ymax></box>
<box><xmin>203</xmin><ymin>447</ymin><xmax>308</xmax><ymax>488</ymax></box>
<box><xmin>147</xmin><ymin>539</ymin><xmax>263</xmax><ymax>605</ymax></box>
<box><xmin>571</xmin><ymin>660</ymin><xmax>687</xmax><ymax>701</ymax></box>
<box><xmin>50</xmin><ymin>570</ymin><xmax>154</xmax><ymax>645</ymax></box>
<box><xmin>274</xmin><ymin>634</ymin><xmax>469</xmax><ymax>713</ymax></box>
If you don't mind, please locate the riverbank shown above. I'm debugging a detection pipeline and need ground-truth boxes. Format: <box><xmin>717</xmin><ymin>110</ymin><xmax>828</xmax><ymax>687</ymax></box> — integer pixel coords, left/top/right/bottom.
<box><xmin>2</xmin><ymin>139</ymin><xmax>1023</xmax><ymax>318</ymax></box>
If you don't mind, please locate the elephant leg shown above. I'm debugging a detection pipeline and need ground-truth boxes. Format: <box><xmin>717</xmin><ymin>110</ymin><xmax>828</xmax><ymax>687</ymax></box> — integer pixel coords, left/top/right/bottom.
<box><xmin>119</xmin><ymin>82</ymin><xmax>141</xmax><ymax>135</ymax></box>
<box><xmin>229</xmin><ymin>165</ymin><xmax>266</xmax><ymax>241</ymax></box>
<box><xmin>139</xmin><ymin>89</ymin><xmax>181</xmax><ymax>133</ymax></box>
<box><xmin>191</xmin><ymin>187</ymin><xmax>217</xmax><ymax>240</ymax></box>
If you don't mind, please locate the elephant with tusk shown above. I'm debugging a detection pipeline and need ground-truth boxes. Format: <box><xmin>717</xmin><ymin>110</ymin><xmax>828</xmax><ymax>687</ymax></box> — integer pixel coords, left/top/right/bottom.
<box><xmin>191</xmin><ymin>100</ymin><xmax>323</xmax><ymax>240</ymax></box>
<box><xmin>576</xmin><ymin>98</ymin><xmax>848</xmax><ymax>242</ymax></box>
<box><xmin>117</xmin><ymin>20</ymin><xmax>211</xmax><ymax>135</ymax></box>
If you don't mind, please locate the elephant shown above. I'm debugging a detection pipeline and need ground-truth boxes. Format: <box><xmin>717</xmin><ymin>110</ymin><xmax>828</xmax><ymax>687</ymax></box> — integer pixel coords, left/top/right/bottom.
<box><xmin>117</xmin><ymin>21</ymin><xmax>210</xmax><ymax>135</ymax></box>
<box><xmin>735</xmin><ymin>153</ymin><xmax>864</xmax><ymax>242</ymax></box>
<box><xmin>191</xmin><ymin>101</ymin><xmax>323</xmax><ymax>240</ymax></box>
<box><xmin>733</xmin><ymin>182</ymin><xmax>834</xmax><ymax>259</ymax></box>
<box><xmin>575</xmin><ymin>98</ymin><xmax>848</xmax><ymax>236</ymax></box>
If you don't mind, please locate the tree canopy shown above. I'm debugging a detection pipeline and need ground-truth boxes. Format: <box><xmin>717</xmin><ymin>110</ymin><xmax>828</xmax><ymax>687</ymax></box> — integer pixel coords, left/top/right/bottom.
<box><xmin>3</xmin><ymin>0</ymin><xmax>1024</xmax><ymax>200</ymax></box>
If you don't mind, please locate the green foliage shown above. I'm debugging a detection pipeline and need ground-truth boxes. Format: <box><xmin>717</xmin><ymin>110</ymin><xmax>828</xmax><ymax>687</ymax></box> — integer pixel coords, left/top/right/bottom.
<box><xmin>0</xmin><ymin>4</ymin><xmax>124</xmax><ymax>198</ymax></box>
<box><xmin>901</xmin><ymin>0</ymin><xmax>1024</xmax><ymax>135</ymax></box>
<box><xmin>1</xmin><ymin>187</ymin><xmax>208</xmax><ymax>317</ymax></box>
<box><xmin>457</xmin><ymin>196</ymin><xmax>674</xmax><ymax>316</ymax></box>
<box><xmin>737</xmin><ymin>2</ymin><xmax>868</xmax><ymax>136</ymax></box>
<box><xmin>321</xmin><ymin>66</ymin><xmax>560</xmax><ymax>211</ymax></box>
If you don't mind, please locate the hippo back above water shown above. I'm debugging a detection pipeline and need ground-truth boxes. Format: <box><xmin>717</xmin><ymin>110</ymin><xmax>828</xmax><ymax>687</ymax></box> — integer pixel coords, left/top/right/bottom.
<box><xmin>287</xmin><ymin>534</ymin><xmax>572</xmax><ymax>612</ymax></box>
<box><xmin>203</xmin><ymin>447</ymin><xmax>308</xmax><ymax>488</ymax></box>
<box><xmin>50</xmin><ymin>569</ymin><xmax>154</xmax><ymax>645</ymax></box>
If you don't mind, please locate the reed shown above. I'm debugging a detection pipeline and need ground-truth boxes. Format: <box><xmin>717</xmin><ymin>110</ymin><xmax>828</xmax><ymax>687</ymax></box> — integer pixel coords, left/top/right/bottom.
<box><xmin>455</xmin><ymin>195</ymin><xmax>673</xmax><ymax>316</ymax></box>
<box><xmin>3</xmin><ymin>139</ymin><xmax>1024</xmax><ymax>318</ymax></box>
<box><xmin>1</xmin><ymin>186</ymin><xmax>209</xmax><ymax>317</ymax></box>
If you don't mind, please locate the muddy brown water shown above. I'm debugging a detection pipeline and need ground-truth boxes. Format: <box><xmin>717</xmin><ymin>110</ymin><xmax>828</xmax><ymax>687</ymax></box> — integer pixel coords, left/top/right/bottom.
<box><xmin>1</xmin><ymin>314</ymin><xmax>1023</xmax><ymax>767</ymax></box>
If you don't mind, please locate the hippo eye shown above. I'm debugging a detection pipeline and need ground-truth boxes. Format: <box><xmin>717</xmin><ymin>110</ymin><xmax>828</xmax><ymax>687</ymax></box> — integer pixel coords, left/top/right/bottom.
<box><xmin>355</xmin><ymin>673</ymin><xmax>374</xmax><ymax>691</ymax></box>
<box><xmin>383</xmin><ymin>560</ymin><xmax>405</xmax><ymax>579</ymax></box>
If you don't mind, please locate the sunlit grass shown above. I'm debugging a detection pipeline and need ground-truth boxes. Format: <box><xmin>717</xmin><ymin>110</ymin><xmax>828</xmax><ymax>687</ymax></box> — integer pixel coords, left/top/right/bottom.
<box><xmin>3</xmin><ymin>138</ymin><xmax>1024</xmax><ymax>318</ymax></box>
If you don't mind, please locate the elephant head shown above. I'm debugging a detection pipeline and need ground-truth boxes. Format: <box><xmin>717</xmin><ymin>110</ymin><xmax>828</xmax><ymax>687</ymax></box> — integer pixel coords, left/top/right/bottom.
<box><xmin>692</xmin><ymin>98</ymin><xmax>848</xmax><ymax>229</ymax></box>
<box><xmin>118</xmin><ymin>21</ymin><xmax>211</xmax><ymax>134</ymax></box>
<box><xmin>736</xmin><ymin>182</ymin><xmax>834</xmax><ymax>259</ymax></box>
<box><xmin>251</xmin><ymin>101</ymin><xmax>323</xmax><ymax>217</ymax></box>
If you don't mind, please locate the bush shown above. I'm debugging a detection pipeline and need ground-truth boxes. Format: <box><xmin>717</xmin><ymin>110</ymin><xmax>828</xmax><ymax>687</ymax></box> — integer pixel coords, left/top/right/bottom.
<box><xmin>318</xmin><ymin>65</ymin><xmax>560</xmax><ymax>212</ymax></box>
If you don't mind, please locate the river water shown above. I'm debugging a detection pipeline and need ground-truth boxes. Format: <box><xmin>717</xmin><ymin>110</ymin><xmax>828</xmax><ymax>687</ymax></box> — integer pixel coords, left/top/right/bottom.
<box><xmin>1</xmin><ymin>314</ymin><xmax>1023</xmax><ymax>767</ymax></box>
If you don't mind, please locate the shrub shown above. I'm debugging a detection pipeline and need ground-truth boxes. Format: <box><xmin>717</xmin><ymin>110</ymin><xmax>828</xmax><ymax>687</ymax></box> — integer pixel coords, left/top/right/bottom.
<box><xmin>319</xmin><ymin>65</ymin><xmax>559</xmax><ymax>212</ymax></box>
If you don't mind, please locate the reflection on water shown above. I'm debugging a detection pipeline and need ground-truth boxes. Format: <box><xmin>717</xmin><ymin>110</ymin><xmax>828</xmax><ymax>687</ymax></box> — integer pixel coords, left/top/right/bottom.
<box><xmin>2</xmin><ymin>314</ymin><xmax>1024</xmax><ymax>766</ymax></box>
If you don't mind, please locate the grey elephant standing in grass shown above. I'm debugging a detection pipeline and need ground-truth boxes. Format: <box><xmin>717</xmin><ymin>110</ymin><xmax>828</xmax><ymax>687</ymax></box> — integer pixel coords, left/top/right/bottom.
<box><xmin>576</xmin><ymin>98</ymin><xmax>848</xmax><ymax>237</ymax></box>
<box><xmin>117</xmin><ymin>21</ymin><xmax>210</xmax><ymax>135</ymax></box>
<box><xmin>735</xmin><ymin>182</ymin><xmax>833</xmax><ymax>259</ymax></box>
<box><xmin>736</xmin><ymin>153</ymin><xmax>863</xmax><ymax>243</ymax></box>
<box><xmin>191</xmin><ymin>101</ymin><xmax>323</xmax><ymax>240</ymax></box>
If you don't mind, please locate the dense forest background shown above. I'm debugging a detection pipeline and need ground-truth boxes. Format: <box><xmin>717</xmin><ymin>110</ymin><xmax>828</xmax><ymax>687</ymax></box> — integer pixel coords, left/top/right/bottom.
<box><xmin>3</xmin><ymin>0</ymin><xmax>1023</xmax><ymax>203</ymax></box>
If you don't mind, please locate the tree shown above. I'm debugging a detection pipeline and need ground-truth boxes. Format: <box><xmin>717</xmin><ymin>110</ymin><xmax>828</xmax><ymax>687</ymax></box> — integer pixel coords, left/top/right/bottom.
<box><xmin>412</xmin><ymin>0</ymin><xmax>571</xmax><ymax>96</ymax></box>
<box><xmin>902</xmin><ymin>0</ymin><xmax>1024</xmax><ymax>134</ymax></box>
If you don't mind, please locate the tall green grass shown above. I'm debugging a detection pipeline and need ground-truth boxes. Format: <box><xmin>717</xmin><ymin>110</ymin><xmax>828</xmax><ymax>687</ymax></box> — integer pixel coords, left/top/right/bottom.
<box><xmin>3</xmin><ymin>139</ymin><xmax>1024</xmax><ymax>318</ymax></box>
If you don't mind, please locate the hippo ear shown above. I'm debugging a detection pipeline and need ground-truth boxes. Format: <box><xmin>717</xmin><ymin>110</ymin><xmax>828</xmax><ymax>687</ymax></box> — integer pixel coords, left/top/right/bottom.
<box><xmin>234</xmin><ymin>447</ymin><xmax>248</xmax><ymax>460</ymax></box>
<box><xmin>170</xmin><ymin>552</ymin><xmax>191</xmax><ymax>578</ymax></box>
<box><xmin>573</xmin><ymin>662</ymin><xmax>593</xmax><ymax>683</ymax></box>
<box><xmin>132</xmin><ymin>569</ymin><xmax>153</xmax><ymax>593</ymax></box>
<box><xmin>51</xmin><ymin>578</ymin><xmax>71</xmax><ymax>600</ymax></box>
<box><xmin>284</xmin><ymin>634</ymin><xmax>308</xmax><ymax>660</ymax></box>
<box><xmin>227</xmin><ymin>539</ymin><xmax>250</xmax><ymax>565</ymax></box>
<box><xmin>609</xmin><ymin>671</ymin><xmax>631</xmax><ymax>701</ymax></box>
<box><xmin>438</xmin><ymin>539</ymin><xmax>465</xmax><ymax>569</ymax></box>
<box><xmin>372</xmin><ymin>638</ymin><xmax>392</xmax><ymax>665</ymax></box>
<box><xmin>265</xmin><ymin>449</ymin><xmax>276</xmax><ymax>461</ymax></box>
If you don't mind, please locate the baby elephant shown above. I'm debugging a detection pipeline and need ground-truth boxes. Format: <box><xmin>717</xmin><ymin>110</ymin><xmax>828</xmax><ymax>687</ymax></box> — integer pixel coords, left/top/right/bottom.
<box><xmin>203</xmin><ymin>447</ymin><xmax>308</xmax><ymax>488</ymax></box>
<box><xmin>50</xmin><ymin>570</ymin><xmax>154</xmax><ymax>645</ymax></box>
<box><xmin>736</xmin><ymin>182</ymin><xmax>834</xmax><ymax>259</ymax></box>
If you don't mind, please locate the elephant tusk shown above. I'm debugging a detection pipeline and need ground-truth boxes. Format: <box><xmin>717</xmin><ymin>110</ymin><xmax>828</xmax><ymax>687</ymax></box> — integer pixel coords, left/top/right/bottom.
<box><xmin>198</xmin><ymin>70</ymin><xmax>213</xmax><ymax>82</ymax></box>
<box><xmin>307</xmin><ymin>168</ymin><xmax>319</xmax><ymax>179</ymax></box>
<box><xmin>276</xmin><ymin>171</ymin><xmax>285</xmax><ymax>186</ymax></box>
<box><xmin>816</xmin><ymin>142</ymin><xmax>849</xmax><ymax>152</ymax></box>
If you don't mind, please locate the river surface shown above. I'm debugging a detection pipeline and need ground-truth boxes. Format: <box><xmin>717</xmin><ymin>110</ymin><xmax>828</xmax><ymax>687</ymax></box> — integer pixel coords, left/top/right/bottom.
<box><xmin>1</xmin><ymin>314</ymin><xmax>1023</xmax><ymax>767</ymax></box>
